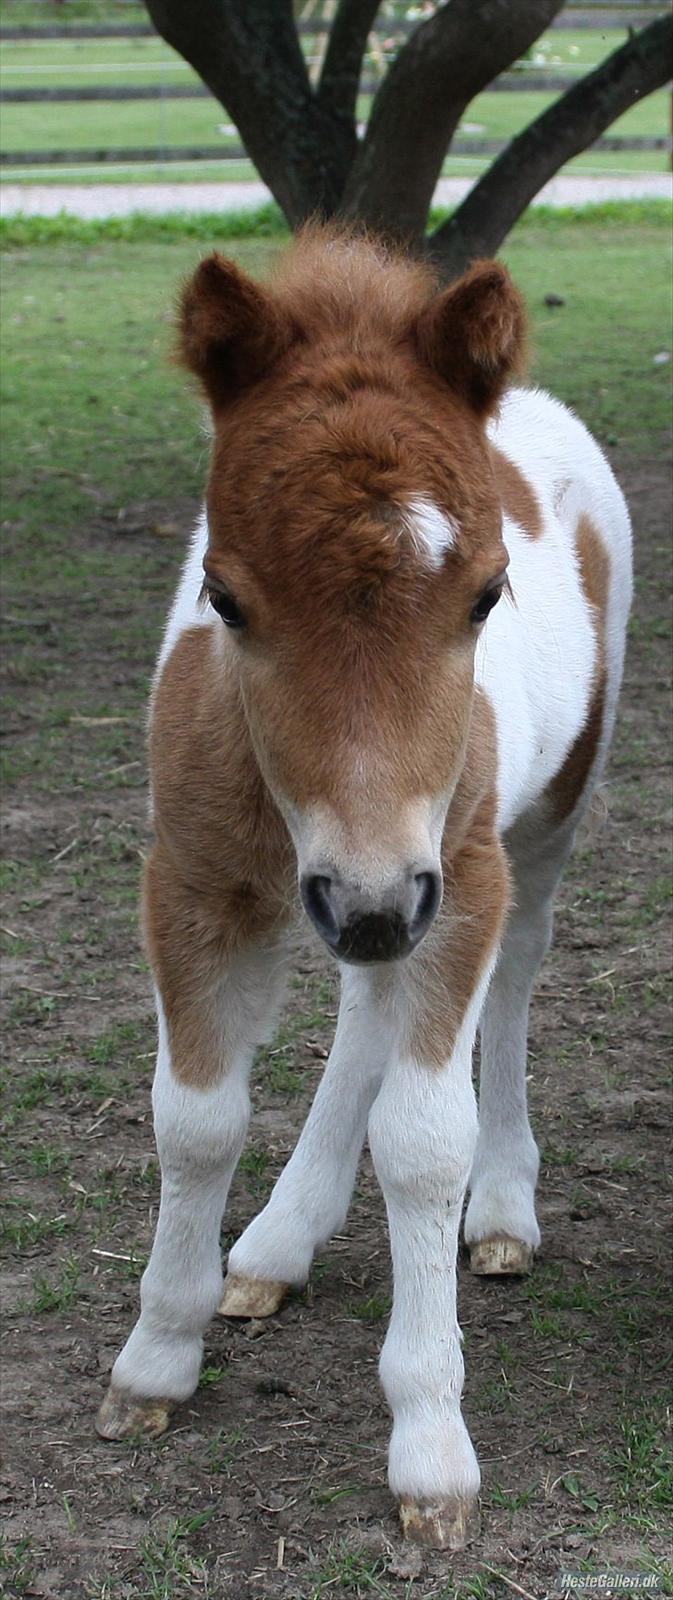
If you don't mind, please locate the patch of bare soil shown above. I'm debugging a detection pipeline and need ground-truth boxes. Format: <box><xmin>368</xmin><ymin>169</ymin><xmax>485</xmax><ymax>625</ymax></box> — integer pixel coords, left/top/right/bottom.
<box><xmin>1</xmin><ymin>454</ymin><xmax>671</xmax><ymax>1599</ymax></box>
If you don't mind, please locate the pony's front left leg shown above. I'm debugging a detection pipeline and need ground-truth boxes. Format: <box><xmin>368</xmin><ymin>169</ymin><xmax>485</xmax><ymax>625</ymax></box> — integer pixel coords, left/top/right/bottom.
<box><xmin>96</xmin><ymin>850</ymin><xmax>289</xmax><ymax>1441</ymax></box>
<box><xmin>368</xmin><ymin>831</ymin><xmax>509</xmax><ymax>1549</ymax></box>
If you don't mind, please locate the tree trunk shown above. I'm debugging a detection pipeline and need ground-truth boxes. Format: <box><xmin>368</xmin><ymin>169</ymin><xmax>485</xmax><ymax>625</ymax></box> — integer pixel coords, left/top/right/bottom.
<box><xmin>429</xmin><ymin>15</ymin><xmax>673</xmax><ymax>281</ymax></box>
<box><xmin>317</xmin><ymin>0</ymin><xmax>381</xmax><ymax>130</ymax></box>
<box><xmin>340</xmin><ymin>0</ymin><xmax>565</xmax><ymax>240</ymax></box>
<box><xmin>144</xmin><ymin>0</ymin><xmax>351</xmax><ymax>224</ymax></box>
<box><xmin>142</xmin><ymin>0</ymin><xmax>671</xmax><ymax>263</ymax></box>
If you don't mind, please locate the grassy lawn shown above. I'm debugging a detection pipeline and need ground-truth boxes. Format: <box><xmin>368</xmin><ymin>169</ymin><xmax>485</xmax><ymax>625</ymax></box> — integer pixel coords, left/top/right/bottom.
<box><xmin>1</xmin><ymin>212</ymin><xmax>671</xmax><ymax>1597</ymax></box>
<box><xmin>3</xmin><ymin>82</ymin><xmax>667</xmax><ymax>168</ymax></box>
<box><xmin>0</xmin><ymin>36</ymin><xmax>194</xmax><ymax>87</ymax></box>
<box><xmin>1</xmin><ymin>22</ymin><xmax>669</xmax><ymax>179</ymax></box>
<box><xmin>1</xmin><ymin>94</ymin><xmax>245</xmax><ymax>153</ymax></box>
<box><xmin>4</xmin><ymin>151</ymin><xmax>670</xmax><ymax>186</ymax></box>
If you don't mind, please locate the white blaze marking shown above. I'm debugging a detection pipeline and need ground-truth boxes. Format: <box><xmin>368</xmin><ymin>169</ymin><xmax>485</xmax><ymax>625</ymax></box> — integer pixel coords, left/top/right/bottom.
<box><xmin>404</xmin><ymin>496</ymin><xmax>458</xmax><ymax>569</ymax></box>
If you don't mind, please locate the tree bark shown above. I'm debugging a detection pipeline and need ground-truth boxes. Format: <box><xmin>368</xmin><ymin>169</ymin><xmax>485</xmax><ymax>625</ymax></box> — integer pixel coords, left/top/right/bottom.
<box><xmin>317</xmin><ymin>0</ymin><xmax>381</xmax><ymax>133</ymax></box>
<box><xmin>340</xmin><ymin>0</ymin><xmax>565</xmax><ymax>240</ymax></box>
<box><xmin>429</xmin><ymin>14</ymin><xmax>673</xmax><ymax>281</ymax></box>
<box><xmin>143</xmin><ymin>0</ymin><xmax>671</xmax><ymax>257</ymax></box>
<box><xmin>144</xmin><ymin>0</ymin><xmax>350</xmax><ymax>224</ymax></box>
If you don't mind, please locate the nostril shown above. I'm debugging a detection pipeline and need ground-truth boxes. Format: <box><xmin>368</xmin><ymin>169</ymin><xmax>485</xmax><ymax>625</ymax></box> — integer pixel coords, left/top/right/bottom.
<box><xmin>301</xmin><ymin>874</ymin><xmax>340</xmax><ymax>944</ymax></box>
<box><xmin>412</xmin><ymin>870</ymin><xmax>442</xmax><ymax>935</ymax></box>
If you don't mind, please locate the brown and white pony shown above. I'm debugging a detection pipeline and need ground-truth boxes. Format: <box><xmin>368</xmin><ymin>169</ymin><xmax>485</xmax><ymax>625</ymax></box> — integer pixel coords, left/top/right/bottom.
<box><xmin>96</xmin><ymin>230</ymin><xmax>632</xmax><ymax>1551</ymax></box>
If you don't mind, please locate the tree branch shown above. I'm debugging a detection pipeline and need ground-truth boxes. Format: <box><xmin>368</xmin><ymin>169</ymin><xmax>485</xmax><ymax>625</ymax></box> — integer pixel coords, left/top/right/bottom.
<box><xmin>340</xmin><ymin>0</ymin><xmax>565</xmax><ymax>239</ymax></box>
<box><xmin>429</xmin><ymin>15</ymin><xmax>673</xmax><ymax>281</ymax></box>
<box><xmin>317</xmin><ymin>0</ymin><xmax>381</xmax><ymax>132</ymax></box>
<box><xmin>144</xmin><ymin>0</ymin><xmax>350</xmax><ymax>224</ymax></box>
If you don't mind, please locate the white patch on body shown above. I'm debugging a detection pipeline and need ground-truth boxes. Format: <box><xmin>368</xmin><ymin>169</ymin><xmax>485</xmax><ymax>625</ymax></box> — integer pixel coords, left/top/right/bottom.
<box><xmin>482</xmin><ymin>387</ymin><xmax>632</xmax><ymax>831</ymax></box>
<box><xmin>152</xmin><ymin>508</ymin><xmax>214</xmax><ymax>694</ymax></box>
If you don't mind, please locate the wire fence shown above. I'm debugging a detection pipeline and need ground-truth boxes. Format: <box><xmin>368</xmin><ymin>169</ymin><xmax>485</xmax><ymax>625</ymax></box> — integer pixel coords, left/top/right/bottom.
<box><xmin>1</xmin><ymin>1</ymin><xmax>670</xmax><ymax>173</ymax></box>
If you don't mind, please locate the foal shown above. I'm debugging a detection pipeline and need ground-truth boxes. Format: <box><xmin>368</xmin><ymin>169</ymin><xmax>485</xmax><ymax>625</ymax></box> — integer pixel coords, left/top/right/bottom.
<box><xmin>97</xmin><ymin>230</ymin><xmax>632</xmax><ymax>1550</ymax></box>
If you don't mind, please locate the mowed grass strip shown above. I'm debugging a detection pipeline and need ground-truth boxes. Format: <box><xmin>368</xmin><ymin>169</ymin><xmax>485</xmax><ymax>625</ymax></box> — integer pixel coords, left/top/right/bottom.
<box><xmin>1</xmin><ymin>87</ymin><xmax>668</xmax><ymax>175</ymax></box>
<box><xmin>2</xmin><ymin>89</ymin><xmax>669</xmax><ymax>166</ymax></box>
<box><xmin>1</xmin><ymin>24</ymin><xmax>668</xmax><ymax>176</ymax></box>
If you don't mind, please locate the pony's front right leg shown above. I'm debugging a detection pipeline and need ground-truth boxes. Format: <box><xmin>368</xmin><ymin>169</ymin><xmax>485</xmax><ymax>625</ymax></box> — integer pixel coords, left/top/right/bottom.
<box><xmin>221</xmin><ymin>967</ymin><xmax>395</xmax><ymax>1316</ymax></box>
<box><xmin>96</xmin><ymin>852</ymin><xmax>288</xmax><ymax>1441</ymax></box>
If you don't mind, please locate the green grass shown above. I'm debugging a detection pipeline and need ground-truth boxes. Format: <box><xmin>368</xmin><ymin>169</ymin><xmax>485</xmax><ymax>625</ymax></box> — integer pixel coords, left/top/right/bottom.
<box><xmin>0</xmin><ymin>22</ymin><xmax>667</xmax><ymax>183</ymax></box>
<box><xmin>346</xmin><ymin>1292</ymin><xmax>392</xmax><ymax>1322</ymax></box>
<box><xmin>0</xmin><ymin>1536</ymin><xmax>36</xmax><ymax>1600</ymax></box>
<box><xmin>0</xmin><ymin>199</ymin><xmax>289</xmax><ymax>245</ymax></box>
<box><xmin>1</xmin><ymin>95</ymin><xmax>246</xmax><ymax>153</ymax></box>
<box><xmin>121</xmin><ymin>1514</ymin><xmax>217</xmax><ymax>1600</ymax></box>
<box><xmin>28</xmin><ymin>1252</ymin><xmax>81</xmax><ymax>1313</ymax></box>
<box><xmin>305</xmin><ymin>1542</ymin><xmax>391</xmax><ymax>1598</ymax></box>
<box><xmin>5</xmin><ymin>146</ymin><xmax>667</xmax><ymax>185</ymax></box>
<box><xmin>89</xmin><ymin>1018</ymin><xmax>155</xmax><ymax>1068</ymax></box>
<box><xmin>463</xmin><ymin>83</ymin><xmax>669</xmax><ymax>158</ymax></box>
<box><xmin>1</xmin><ymin>1201</ymin><xmax>72</xmax><ymax>1251</ymax></box>
<box><xmin>2</xmin><ymin>81</ymin><xmax>667</xmax><ymax>162</ymax></box>
<box><xmin>1</xmin><ymin>196</ymin><xmax>669</xmax><ymax>248</ymax></box>
<box><xmin>0</xmin><ymin>35</ymin><xmax>193</xmax><ymax>89</ymax></box>
<box><xmin>237</xmin><ymin>1145</ymin><xmax>271</xmax><ymax>1198</ymax></box>
<box><xmin>1</xmin><ymin>156</ymin><xmax>263</xmax><ymax>183</ymax></box>
<box><xmin>0</xmin><ymin>0</ymin><xmax>144</xmax><ymax>21</ymax></box>
<box><xmin>612</xmin><ymin>1407</ymin><xmax>673</xmax><ymax>1524</ymax></box>
<box><xmin>205</xmin><ymin>1426</ymin><xmax>243</xmax><ymax>1472</ymax></box>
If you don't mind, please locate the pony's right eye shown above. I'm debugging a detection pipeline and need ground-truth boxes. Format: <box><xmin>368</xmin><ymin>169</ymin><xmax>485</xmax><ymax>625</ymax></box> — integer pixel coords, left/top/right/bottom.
<box><xmin>470</xmin><ymin>571</ymin><xmax>508</xmax><ymax>627</ymax></box>
<box><xmin>470</xmin><ymin>584</ymin><xmax>503</xmax><ymax>626</ymax></box>
<box><xmin>205</xmin><ymin>587</ymin><xmax>246</xmax><ymax>629</ymax></box>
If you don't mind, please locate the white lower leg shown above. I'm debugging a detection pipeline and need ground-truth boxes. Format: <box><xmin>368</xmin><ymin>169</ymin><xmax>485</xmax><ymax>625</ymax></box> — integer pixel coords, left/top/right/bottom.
<box><xmin>107</xmin><ymin>1006</ymin><xmax>251</xmax><ymax>1411</ymax></box>
<box><xmin>367</xmin><ymin>992</ymin><xmax>486</xmax><ymax>1547</ymax></box>
<box><xmin>465</xmin><ymin>899</ymin><xmax>553</xmax><ymax>1262</ymax></box>
<box><xmin>226</xmin><ymin>969</ymin><xmax>392</xmax><ymax>1295</ymax></box>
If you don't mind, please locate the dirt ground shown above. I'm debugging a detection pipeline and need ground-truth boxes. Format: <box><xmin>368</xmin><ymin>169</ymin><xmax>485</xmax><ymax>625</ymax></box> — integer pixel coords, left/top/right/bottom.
<box><xmin>1</xmin><ymin>452</ymin><xmax>671</xmax><ymax>1600</ymax></box>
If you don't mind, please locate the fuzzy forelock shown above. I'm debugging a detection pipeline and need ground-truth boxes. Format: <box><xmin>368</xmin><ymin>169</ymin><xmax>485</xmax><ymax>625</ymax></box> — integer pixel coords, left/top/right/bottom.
<box><xmin>266</xmin><ymin>223</ymin><xmax>439</xmax><ymax>340</ymax></box>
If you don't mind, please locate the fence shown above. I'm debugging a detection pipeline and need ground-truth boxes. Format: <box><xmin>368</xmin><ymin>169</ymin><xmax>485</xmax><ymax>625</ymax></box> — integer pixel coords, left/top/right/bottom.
<box><xmin>1</xmin><ymin>2</ymin><xmax>670</xmax><ymax>172</ymax></box>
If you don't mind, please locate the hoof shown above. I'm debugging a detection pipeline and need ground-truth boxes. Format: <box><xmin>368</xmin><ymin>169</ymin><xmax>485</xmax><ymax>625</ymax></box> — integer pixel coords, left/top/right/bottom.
<box><xmin>469</xmin><ymin>1233</ymin><xmax>533</xmax><ymax>1276</ymax></box>
<box><xmin>399</xmin><ymin>1494</ymin><xmax>480</xmax><ymax>1550</ymax></box>
<box><xmin>96</xmin><ymin>1385</ymin><xmax>173</xmax><ymax>1441</ymax></box>
<box><xmin>218</xmin><ymin>1272</ymin><xmax>288</xmax><ymax>1319</ymax></box>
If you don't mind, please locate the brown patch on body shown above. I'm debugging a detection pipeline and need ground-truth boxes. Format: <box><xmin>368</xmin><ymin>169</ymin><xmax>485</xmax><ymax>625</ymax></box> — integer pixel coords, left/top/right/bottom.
<box><xmin>408</xmin><ymin>689</ymin><xmax>510</xmax><ymax>1067</ymax></box>
<box><xmin>145</xmin><ymin>626</ymin><xmax>295</xmax><ymax>1088</ymax></box>
<box><xmin>490</xmin><ymin>446</ymin><xmax>542</xmax><ymax>540</ymax></box>
<box><xmin>546</xmin><ymin>514</ymin><xmax>610</xmax><ymax>823</ymax></box>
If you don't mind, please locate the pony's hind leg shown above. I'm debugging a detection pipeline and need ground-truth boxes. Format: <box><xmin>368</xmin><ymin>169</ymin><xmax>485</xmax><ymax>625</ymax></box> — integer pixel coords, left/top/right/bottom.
<box><xmin>465</xmin><ymin>820</ymin><xmax>574</xmax><ymax>1275</ymax></box>
<box><xmin>96</xmin><ymin>848</ymin><xmax>289</xmax><ymax>1440</ymax></box>
<box><xmin>221</xmin><ymin>967</ymin><xmax>394</xmax><ymax>1317</ymax></box>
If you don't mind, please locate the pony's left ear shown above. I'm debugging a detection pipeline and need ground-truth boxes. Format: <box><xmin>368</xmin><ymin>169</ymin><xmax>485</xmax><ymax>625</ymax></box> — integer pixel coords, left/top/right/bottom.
<box><xmin>415</xmin><ymin>261</ymin><xmax>526</xmax><ymax>415</ymax></box>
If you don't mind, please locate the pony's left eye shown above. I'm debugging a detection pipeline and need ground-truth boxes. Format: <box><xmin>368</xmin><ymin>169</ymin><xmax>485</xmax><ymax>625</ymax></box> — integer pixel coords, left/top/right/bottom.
<box><xmin>470</xmin><ymin>583</ymin><xmax>503</xmax><ymax>626</ymax></box>
<box><xmin>206</xmin><ymin>587</ymin><xmax>246</xmax><ymax>629</ymax></box>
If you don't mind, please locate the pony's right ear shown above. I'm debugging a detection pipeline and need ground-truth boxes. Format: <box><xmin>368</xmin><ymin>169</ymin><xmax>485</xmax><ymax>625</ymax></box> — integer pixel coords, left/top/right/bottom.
<box><xmin>178</xmin><ymin>253</ymin><xmax>300</xmax><ymax>411</ymax></box>
<box><xmin>415</xmin><ymin>260</ymin><xmax>526</xmax><ymax>416</ymax></box>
